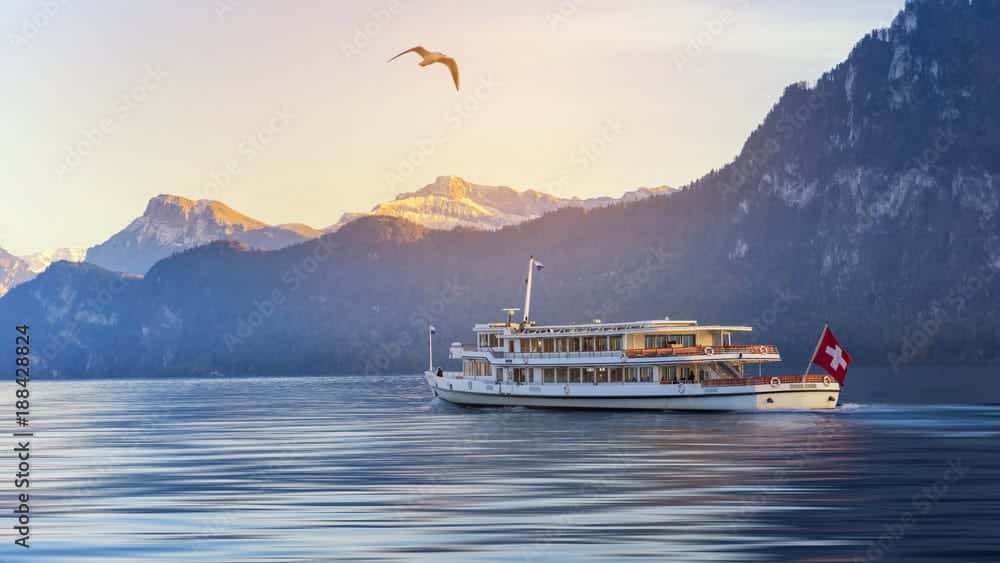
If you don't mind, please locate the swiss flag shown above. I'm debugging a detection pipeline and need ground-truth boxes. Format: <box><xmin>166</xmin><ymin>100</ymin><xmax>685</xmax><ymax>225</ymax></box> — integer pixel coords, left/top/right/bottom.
<box><xmin>811</xmin><ymin>325</ymin><xmax>852</xmax><ymax>384</ymax></box>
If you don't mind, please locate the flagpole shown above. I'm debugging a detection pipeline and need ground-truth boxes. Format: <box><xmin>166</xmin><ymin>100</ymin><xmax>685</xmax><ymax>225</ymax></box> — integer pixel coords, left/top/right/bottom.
<box><xmin>802</xmin><ymin>323</ymin><xmax>828</xmax><ymax>383</ymax></box>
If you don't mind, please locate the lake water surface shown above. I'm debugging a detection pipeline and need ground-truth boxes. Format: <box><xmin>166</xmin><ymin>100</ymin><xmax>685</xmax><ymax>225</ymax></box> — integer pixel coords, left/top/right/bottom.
<box><xmin>6</xmin><ymin>370</ymin><xmax>1000</xmax><ymax>562</ymax></box>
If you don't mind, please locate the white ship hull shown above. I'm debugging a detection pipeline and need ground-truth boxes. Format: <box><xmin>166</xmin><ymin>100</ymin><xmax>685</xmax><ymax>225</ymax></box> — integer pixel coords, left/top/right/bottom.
<box><xmin>425</xmin><ymin>371</ymin><xmax>840</xmax><ymax>411</ymax></box>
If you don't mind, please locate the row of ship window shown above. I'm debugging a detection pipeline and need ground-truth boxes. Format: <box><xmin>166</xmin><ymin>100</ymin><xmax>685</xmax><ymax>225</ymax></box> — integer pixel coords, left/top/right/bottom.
<box><xmin>476</xmin><ymin>334</ymin><xmax>623</xmax><ymax>352</ymax></box>
<box><xmin>476</xmin><ymin>333</ymin><xmax>697</xmax><ymax>352</ymax></box>
<box><xmin>462</xmin><ymin>360</ymin><xmax>704</xmax><ymax>383</ymax></box>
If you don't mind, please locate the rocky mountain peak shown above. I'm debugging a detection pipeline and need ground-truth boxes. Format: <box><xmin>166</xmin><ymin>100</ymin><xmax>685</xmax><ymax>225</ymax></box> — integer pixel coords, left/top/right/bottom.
<box><xmin>399</xmin><ymin>176</ymin><xmax>485</xmax><ymax>201</ymax></box>
<box><xmin>85</xmin><ymin>195</ymin><xmax>321</xmax><ymax>275</ymax></box>
<box><xmin>419</xmin><ymin>175</ymin><xmax>472</xmax><ymax>200</ymax></box>
<box><xmin>143</xmin><ymin>194</ymin><xmax>267</xmax><ymax>230</ymax></box>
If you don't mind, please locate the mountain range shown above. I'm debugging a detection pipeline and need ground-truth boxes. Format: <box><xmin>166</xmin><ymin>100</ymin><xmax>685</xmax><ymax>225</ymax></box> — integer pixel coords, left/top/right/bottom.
<box><xmin>3</xmin><ymin>0</ymin><xmax>998</xmax><ymax>377</ymax></box>
<box><xmin>324</xmin><ymin>176</ymin><xmax>675</xmax><ymax>232</ymax></box>
<box><xmin>0</xmin><ymin>177</ymin><xmax>673</xmax><ymax>292</ymax></box>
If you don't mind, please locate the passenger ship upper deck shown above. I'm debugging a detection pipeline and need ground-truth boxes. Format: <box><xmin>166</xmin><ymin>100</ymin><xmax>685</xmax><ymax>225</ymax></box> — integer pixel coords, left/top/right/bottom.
<box><xmin>456</xmin><ymin>317</ymin><xmax>780</xmax><ymax>375</ymax></box>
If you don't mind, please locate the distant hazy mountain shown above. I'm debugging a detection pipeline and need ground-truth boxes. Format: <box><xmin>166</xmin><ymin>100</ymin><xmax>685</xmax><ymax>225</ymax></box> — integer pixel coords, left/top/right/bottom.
<box><xmin>85</xmin><ymin>195</ymin><xmax>323</xmax><ymax>274</ymax></box>
<box><xmin>0</xmin><ymin>248</ymin><xmax>34</xmax><ymax>298</ymax></box>
<box><xmin>324</xmin><ymin>176</ymin><xmax>676</xmax><ymax>232</ymax></box>
<box><xmin>5</xmin><ymin>0</ymin><xmax>1000</xmax><ymax>377</ymax></box>
<box><xmin>20</xmin><ymin>248</ymin><xmax>86</xmax><ymax>274</ymax></box>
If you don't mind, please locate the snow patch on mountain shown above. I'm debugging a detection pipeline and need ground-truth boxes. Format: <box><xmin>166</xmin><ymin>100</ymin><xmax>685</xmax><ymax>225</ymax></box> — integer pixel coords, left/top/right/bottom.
<box><xmin>953</xmin><ymin>170</ymin><xmax>998</xmax><ymax>223</ymax></box>
<box><xmin>728</xmin><ymin>239</ymin><xmax>748</xmax><ymax>261</ymax></box>
<box><xmin>21</xmin><ymin>248</ymin><xmax>86</xmax><ymax>274</ymax></box>
<box><xmin>0</xmin><ymin>248</ymin><xmax>34</xmax><ymax>298</ymax></box>
<box><xmin>74</xmin><ymin>309</ymin><xmax>117</xmax><ymax>326</ymax></box>
<box><xmin>760</xmin><ymin>166</ymin><xmax>818</xmax><ymax>208</ymax></box>
<box><xmin>326</xmin><ymin>176</ymin><xmax>676</xmax><ymax>232</ymax></box>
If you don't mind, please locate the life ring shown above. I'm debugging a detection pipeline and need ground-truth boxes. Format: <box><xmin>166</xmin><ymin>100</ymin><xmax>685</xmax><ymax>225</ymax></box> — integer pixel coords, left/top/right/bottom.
<box><xmin>770</xmin><ymin>377</ymin><xmax>781</xmax><ymax>387</ymax></box>
<box><xmin>678</xmin><ymin>383</ymin><xmax>686</xmax><ymax>394</ymax></box>
<box><xmin>704</xmin><ymin>346</ymin><xmax>714</xmax><ymax>355</ymax></box>
<box><xmin>563</xmin><ymin>384</ymin><xmax>571</xmax><ymax>396</ymax></box>
<box><xmin>823</xmin><ymin>375</ymin><xmax>833</xmax><ymax>387</ymax></box>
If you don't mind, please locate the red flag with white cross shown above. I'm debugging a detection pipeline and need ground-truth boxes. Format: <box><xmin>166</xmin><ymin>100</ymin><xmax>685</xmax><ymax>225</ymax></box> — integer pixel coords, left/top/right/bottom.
<box><xmin>811</xmin><ymin>325</ymin><xmax>852</xmax><ymax>384</ymax></box>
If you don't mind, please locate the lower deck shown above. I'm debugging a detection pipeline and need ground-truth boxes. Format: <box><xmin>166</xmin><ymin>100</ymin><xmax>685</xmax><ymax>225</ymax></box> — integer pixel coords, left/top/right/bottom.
<box><xmin>426</xmin><ymin>371</ymin><xmax>841</xmax><ymax>411</ymax></box>
<box><xmin>461</xmin><ymin>360</ymin><xmax>765</xmax><ymax>386</ymax></box>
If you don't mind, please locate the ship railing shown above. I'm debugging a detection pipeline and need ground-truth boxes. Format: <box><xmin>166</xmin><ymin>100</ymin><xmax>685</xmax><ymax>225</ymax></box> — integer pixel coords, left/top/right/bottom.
<box><xmin>702</xmin><ymin>374</ymin><xmax>832</xmax><ymax>387</ymax></box>
<box><xmin>464</xmin><ymin>347</ymin><xmax>506</xmax><ymax>358</ymax></box>
<box><xmin>503</xmin><ymin>351</ymin><xmax>625</xmax><ymax>360</ymax></box>
<box><xmin>624</xmin><ymin>344</ymin><xmax>778</xmax><ymax>358</ymax></box>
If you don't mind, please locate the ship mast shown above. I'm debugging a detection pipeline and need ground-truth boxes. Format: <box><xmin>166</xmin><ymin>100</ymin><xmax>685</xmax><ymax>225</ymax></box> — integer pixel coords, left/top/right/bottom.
<box><xmin>523</xmin><ymin>256</ymin><xmax>536</xmax><ymax>324</ymax></box>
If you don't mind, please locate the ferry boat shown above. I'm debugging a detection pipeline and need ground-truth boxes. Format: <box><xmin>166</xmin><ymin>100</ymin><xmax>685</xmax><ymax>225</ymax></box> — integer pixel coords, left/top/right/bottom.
<box><xmin>424</xmin><ymin>257</ymin><xmax>843</xmax><ymax>411</ymax></box>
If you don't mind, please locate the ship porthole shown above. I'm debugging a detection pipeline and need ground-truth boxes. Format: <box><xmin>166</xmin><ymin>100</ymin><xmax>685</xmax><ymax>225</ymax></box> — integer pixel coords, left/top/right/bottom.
<box><xmin>766</xmin><ymin>397</ymin><xmax>774</xmax><ymax>404</ymax></box>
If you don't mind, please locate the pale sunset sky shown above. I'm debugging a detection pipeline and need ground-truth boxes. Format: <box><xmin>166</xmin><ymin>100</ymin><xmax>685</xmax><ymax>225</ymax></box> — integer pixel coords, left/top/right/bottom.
<box><xmin>2</xmin><ymin>0</ymin><xmax>903</xmax><ymax>254</ymax></box>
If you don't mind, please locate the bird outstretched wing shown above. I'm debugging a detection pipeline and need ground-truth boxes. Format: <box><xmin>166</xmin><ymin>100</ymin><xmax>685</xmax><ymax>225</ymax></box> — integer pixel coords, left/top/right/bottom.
<box><xmin>439</xmin><ymin>56</ymin><xmax>460</xmax><ymax>91</ymax></box>
<box><xmin>388</xmin><ymin>46</ymin><xmax>430</xmax><ymax>62</ymax></box>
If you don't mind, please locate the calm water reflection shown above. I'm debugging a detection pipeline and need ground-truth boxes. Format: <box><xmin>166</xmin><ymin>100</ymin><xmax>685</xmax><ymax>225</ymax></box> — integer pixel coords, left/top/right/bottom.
<box><xmin>8</xmin><ymin>373</ymin><xmax>1000</xmax><ymax>562</ymax></box>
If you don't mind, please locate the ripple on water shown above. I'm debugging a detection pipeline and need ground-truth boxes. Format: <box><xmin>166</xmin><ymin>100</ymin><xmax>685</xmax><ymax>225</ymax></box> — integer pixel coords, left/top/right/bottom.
<box><xmin>12</xmin><ymin>373</ymin><xmax>1000</xmax><ymax>562</ymax></box>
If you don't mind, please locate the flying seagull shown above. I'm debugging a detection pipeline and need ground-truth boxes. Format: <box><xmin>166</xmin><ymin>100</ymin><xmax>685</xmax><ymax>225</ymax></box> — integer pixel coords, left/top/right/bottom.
<box><xmin>388</xmin><ymin>46</ymin><xmax>460</xmax><ymax>91</ymax></box>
